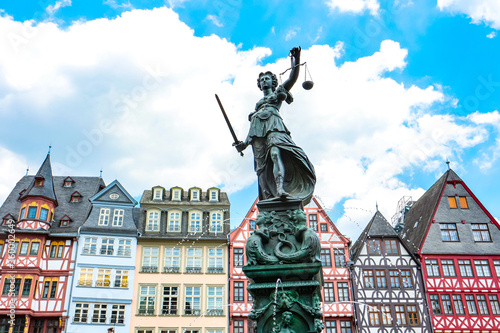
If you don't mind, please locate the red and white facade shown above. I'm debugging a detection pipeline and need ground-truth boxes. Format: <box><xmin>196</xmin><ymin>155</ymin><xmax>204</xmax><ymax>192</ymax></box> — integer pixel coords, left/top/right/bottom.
<box><xmin>228</xmin><ymin>197</ymin><xmax>354</xmax><ymax>333</ymax></box>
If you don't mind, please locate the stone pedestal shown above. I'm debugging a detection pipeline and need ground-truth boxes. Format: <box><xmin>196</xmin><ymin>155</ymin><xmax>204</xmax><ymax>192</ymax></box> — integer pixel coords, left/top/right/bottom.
<box><xmin>243</xmin><ymin>199</ymin><xmax>324</xmax><ymax>333</ymax></box>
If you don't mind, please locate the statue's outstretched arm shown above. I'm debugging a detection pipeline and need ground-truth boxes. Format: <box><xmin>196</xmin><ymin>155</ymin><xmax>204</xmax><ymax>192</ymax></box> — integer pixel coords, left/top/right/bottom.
<box><xmin>282</xmin><ymin>46</ymin><xmax>301</xmax><ymax>92</ymax></box>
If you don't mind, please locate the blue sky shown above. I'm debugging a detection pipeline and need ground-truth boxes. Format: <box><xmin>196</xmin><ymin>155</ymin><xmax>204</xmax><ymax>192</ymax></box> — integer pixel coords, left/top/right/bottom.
<box><xmin>1</xmin><ymin>0</ymin><xmax>500</xmax><ymax>240</ymax></box>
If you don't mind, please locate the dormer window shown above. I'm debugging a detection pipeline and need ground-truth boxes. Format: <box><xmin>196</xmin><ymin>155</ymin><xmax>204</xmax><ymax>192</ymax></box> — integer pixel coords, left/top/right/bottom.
<box><xmin>153</xmin><ymin>188</ymin><xmax>163</xmax><ymax>200</ymax></box>
<box><xmin>60</xmin><ymin>215</ymin><xmax>71</xmax><ymax>227</ymax></box>
<box><xmin>18</xmin><ymin>190</ymin><xmax>26</xmax><ymax>199</ymax></box>
<box><xmin>2</xmin><ymin>214</ymin><xmax>15</xmax><ymax>225</ymax></box>
<box><xmin>172</xmin><ymin>188</ymin><xmax>182</xmax><ymax>201</ymax></box>
<box><xmin>63</xmin><ymin>177</ymin><xmax>75</xmax><ymax>187</ymax></box>
<box><xmin>190</xmin><ymin>189</ymin><xmax>200</xmax><ymax>201</ymax></box>
<box><xmin>19</xmin><ymin>207</ymin><xmax>26</xmax><ymax>220</ymax></box>
<box><xmin>27</xmin><ymin>207</ymin><xmax>37</xmax><ymax>219</ymax></box>
<box><xmin>40</xmin><ymin>208</ymin><xmax>49</xmax><ymax>221</ymax></box>
<box><xmin>35</xmin><ymin>178</ymin><xmax>44</xmax><ymax>187</ymax></box>
<box><xmin>71</xmin><ymin>191</ymin><xmax>82</xmax><ymax>203</ymax></box>
<box><xmin>208</xmin><ymin>189</ymin><xmax>219</xmax><ymax>202</ymax></box>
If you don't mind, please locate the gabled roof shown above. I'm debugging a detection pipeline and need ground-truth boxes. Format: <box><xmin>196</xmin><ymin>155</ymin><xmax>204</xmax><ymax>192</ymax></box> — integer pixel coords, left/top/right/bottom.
<box><xmin>398</xmin><ymin>169</ymin><xmax>456</xmax><ymax>254</ymax></box>
<box><xmin>350</xmin><ymin>211</ymin><xmax>397</xmax><ymax>261</ymax></box>
<box><xmin>89</xmin><ymin>179</ymin><xmax>137</xmax><ymax>206</ymax></box>
<box><xmin>21</xmin><ymin>153</ymin><xmax>57</xmax><ymax>204</ymax></box>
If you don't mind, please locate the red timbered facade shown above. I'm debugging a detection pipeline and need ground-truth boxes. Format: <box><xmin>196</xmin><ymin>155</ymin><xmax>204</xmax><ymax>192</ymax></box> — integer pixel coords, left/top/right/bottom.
<box><xmin>0</xmin><ymin>154</ymin><xmax>104</xmax><ymax>333</ymax></box>
<box><xmin>229</xmin><ymin>197</ymin><xmax>354</xmax><ymax>333</ymax></box>
<box><xmin>399</xmin><ymin>169</ymin><xmax>500</xmax><ymax>333</ymax></box>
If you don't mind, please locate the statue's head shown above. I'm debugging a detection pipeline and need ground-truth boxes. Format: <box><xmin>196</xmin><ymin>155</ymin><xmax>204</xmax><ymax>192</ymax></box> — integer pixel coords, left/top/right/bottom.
<box><xmin>283</xmin><ymin>311</ymin><xmax>293</xmax><ymax>325</ymax></box>
<box><xmin>257</xmin><ymin>71</ymin><xmax>278</xmax><ymax>91</ymax></box>
<box><xmin>289</xmin><ymin>210</ymin><xmax>307</xmax><ymax>226</ymax></box>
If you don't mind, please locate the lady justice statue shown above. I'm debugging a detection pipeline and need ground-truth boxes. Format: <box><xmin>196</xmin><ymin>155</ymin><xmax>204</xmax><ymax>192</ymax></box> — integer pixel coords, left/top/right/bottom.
<box><xmin>234</xmin><ymin>46</ymin><xmax>316</xmax><ymax>206</ymax></box>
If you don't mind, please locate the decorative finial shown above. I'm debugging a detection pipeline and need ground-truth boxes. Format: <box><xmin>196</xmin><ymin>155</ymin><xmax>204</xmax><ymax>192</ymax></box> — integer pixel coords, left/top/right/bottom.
<box><xmin>446</xmin><ymin>160</ymin><xmax>450</xmax><ymax>170</ymax></box>
<box><xmin>376</xmin><ymin>202</ymin><xmax>379</xmax><ymax>212</ymax></box>
<box><xmin>99</xmin><ymin>169</ymin><xmax>103</xmax><ymax>178</ymax></box>
<box><xmin>48</xmin><ymin>145</ymin><xmax>52</xmax><ymax>154</ymax></box>
<box><xmin>26</xmin><ymin>167</ymin><xmax>29</xmax><ymax>176</ymax></box>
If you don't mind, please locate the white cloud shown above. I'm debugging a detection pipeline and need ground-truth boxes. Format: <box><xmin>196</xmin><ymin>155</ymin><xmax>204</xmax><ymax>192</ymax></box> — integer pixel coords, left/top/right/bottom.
<box><xmin>326</xmin><ymin>0</ymin><xmax>380</xmax><ymax>16</ymax></box>
<box><xmin>0</xmin><ymin>147</ymin><xmax>27</xmax><ymax>203</ymax></box>
<box><xmin>437</xmin><ymin>0</ymin><xmax>500</xmax><ymax>29</ymax></box>
<box><xmin>487</xmin><ymin>31</ymin><xmax>497</xmax><ymax>38</ymax></box>
<box><xmin>46</xmin><ymin>0</ymin><xmax>72</xmax><ymax>16</ymax></box>
<box><xmin>285</xmin><ymin>27</ymin><xmax>300</xmax><ymax>41</ymax></box>
<box><xmin>206</xmin><ymin>14</ymin><xmax>223</xmax><ymax>27</ymax></box>
<box><xmin>0</xmin><ymin>8</ymin><xmax>496</xmax><ymax>240</ymax></box>
<box><xmin>103</xmin><ymin>0</ymin><xmax>133</xmax><ymax>10</ymax></box>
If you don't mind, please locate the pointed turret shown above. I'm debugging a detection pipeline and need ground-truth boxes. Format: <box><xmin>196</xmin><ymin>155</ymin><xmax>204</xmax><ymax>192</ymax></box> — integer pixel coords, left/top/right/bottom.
<box><xmin>21</xmin><ymin>153</ymin><xmax>58</xmax><ymax>205</ymax></box>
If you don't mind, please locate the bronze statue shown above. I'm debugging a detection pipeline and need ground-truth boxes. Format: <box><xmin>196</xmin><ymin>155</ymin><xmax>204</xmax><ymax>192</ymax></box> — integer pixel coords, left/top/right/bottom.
<box><xmin>234</xmin><ymin>47</ymin><xmax>316</xmax><ymax>206</ymax></box>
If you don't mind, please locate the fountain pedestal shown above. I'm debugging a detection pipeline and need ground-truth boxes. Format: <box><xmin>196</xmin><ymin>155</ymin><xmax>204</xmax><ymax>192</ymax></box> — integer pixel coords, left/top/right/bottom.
<box><xmin>243</xmin><ymin>199</ymin><xmax>324</xmax><ymax>333</ymax></box>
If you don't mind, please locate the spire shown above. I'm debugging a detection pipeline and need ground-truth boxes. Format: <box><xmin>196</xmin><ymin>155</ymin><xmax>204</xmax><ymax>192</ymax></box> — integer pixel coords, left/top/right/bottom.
<box><xmin>446</xmin><ymin>160</ymin><xmax>450</xmax><ymax>170</ymax></box>
<box><xmin>21</xmin><ymin>153</ymin><xmax>58</xmax><ymax>204</ymax></box>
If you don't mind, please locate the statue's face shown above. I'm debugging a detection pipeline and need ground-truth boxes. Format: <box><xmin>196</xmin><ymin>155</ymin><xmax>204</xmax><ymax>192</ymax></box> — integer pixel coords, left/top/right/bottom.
<box><xmin>259</xmin><ymin>74</ymin><xmax>272</xmax><ymax>89</ymax></box>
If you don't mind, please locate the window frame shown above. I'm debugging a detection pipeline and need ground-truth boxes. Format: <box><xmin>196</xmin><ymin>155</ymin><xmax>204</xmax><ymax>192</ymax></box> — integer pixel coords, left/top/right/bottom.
<box><xmin>440</xmin><ymin>223</ymin><xmax>459</xmax><ymax>242</ymax></box>
<box><xmin>98</xmin><ymin>208</ymin><xmax>110</xmax><ymax>226</ymax></box>
<box><xmin>472</xmin><ymin>224</ymin><xmax>492</xmax><ymax>242</ymax></box>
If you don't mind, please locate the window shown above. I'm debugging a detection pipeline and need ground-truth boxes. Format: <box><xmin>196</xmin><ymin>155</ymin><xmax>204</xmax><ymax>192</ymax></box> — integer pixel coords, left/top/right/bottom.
<box><xmin>381</xmin><ymin>305</ymin><xmax>392</xmax><ymax>325</ymax></box>
<box><xmin>96</xmin><ymin>269</ymin><xmax>111</xmax><ymax>287</ymax></box>
<box><xmin>146</xmin><ymin>210</ymin><xmax>160</xmax><ymax>232</ymax></box>
<box><xmin>477</xmin><ymin>295</ymin><xmax>489</xmax><ymax>315</ymax></box>
<box><xmin>167</xmin><ymin>210</ymin><xmax>181</xmax><ymax>232</ymax></box>
<box><xmin>320</xmin><ymin>249</ymin><xmax>332</xmax><ymax>267</ymax></box>
<box><xmin>209</xmin><ymin>189</ymin><xmax>218</xmax><ymax>201</ymax></box>
<box><xmin>21</xmin><ymin>278</ymin><xmax>32</xmax><ymax>296</ymax></box>
<box><xmin>190</xmin><ymin>189</ymin><xmax>200</xmax><ymax>201</ymax></box>
<box><xmin>100</xmin><ymin>238</ymin><xmax>114</xmax><ymax>255</ymax></box>
<box><xmin>117</xmin><ymin>239</ymin><xmax>132</xmax><ymax>256</ymax></box>
<box><xmin>440</xmin><ymin>223</ymin><xmax>459</xmax><ymax>241</ymax></box>
<box><xmin>42</xmin><ymin>280</ymin><xmax>50</xmax><ymax>298</ymax></box>
<box><xmin>340</xmin><ymin>320</ymin><xmax>351</xmax><ymax>333</ymax></box>
<box><xmin>472</xmin><ymin>224</ymin><xmax>491</xmax><ymax>242</ymax></box>
<box><xmin>458</xmin><ymin>196</ymin><xmax>469</xmax><ymax>209</ymax></box>
<box><xmin>402</xmin><ymin>271</ymin><xmax>413</xmax><ymax>289</ymax></box>
<box><xmin>376</xmin><ymin>270</ymin><xmax>387</xmax><ymax>288</ymax></box>
<box><xmin>234</xmin><ymin>282</ymin><xmax>244</xmax><ymax>302</ymax></box>
<box><xmin>208</xmin><ymin>248</ymin><xmax>224</xmax><ymax>273</ymax></box>
<box><xmin>495</xmin><ymin>260</ymin><xmax>500</xmax><ymax>276</ymax></box>
<box><xmin>98</xmin><ymin>208</ymin><xmax>110</xmax><ymax>226</ymax></box>
<box><xmin>112</xmin><ymin>209</ymin><xmax>124</xmax><ymax>227</ymax></box>
<box><xmin>320</xmin><ymin>223</ymin><xmax>328</xmax><ymax>232</ymax></box>
<box><xmin>337</xmin><ymin>282</ymin><xmax>349</xmax><ymax>302</ymax></box>
<box><xmin>249</xmin><ymin>220</ymin><xmax>256</xmax><ymax>230</ymax></box>
<box><xmin>458</xmin><ymin>259</ymin><xmax>474</xmax><ymax>277</ymax></box>
<box><xmin>441</xmin><ymin>259</ymin><xmax>456</xmax><ymax>277</ymax></box>
<box><xmin>92</xmin><ymin>304</ymin><xmax>107</xmax><ymax>323</ymax></box>
<box><xmin>28</xmin><ymin>207</ymin><xmax>37</xmax><ymax>219</ymax></box>
<box><xmin>453</xmin><ymin>295</ymin><xmax>465</xmax><ymax>315</ymax></box>
<box><xmin>162</xmin><ymin>286</ymin><xmax>178</xmax><ymax>315</ymax></box>
<box><xmin>19</xmin><ymin>241</ymin><xmax>29</xmax><ymax>255</ymax></box>
<box><xmin>64</xmin><ymin>178</ymin><xmax>73</xmax><ymax>187</ymax></box>
<box><xmin>367</xmin><ymin>239</ymin><xmax>381</xmax><ymax>255</ymax></box>
<box><xmin>49</xmin><ymin>280</ymin><xmax>57</xmax><ymax>298</ymax></box>
<box><xmin>474</xmin><ymin>260</ymin><xmax>491</xmax><ymax>277</ymax></box>
<box><xmin>389</xmin><ymin>270</ymin><xmax>400</xmax><ymax>288</ymax></box>
<box><xmin>407</xmin><ymin>305</ymin><xmax>419</xmax><ymax>325</ymax></box>
<box><xmin>114</xmin><ymin>270</ymin><xmax>128</xmax><ymax>288</ymax></box>
<box><xmin>73</xmin><ymin>303</ymin><xmax>89</xmax><ymax>323</ymax></box>
<box><xmin>82</xmin><ymin>237</ymin><xmax>97</xmax><ymax>255</ymax></box>
<box><xmin>78</xmin><ymin>268</ymin><xmax>93</xmax><ymax>286</ymax></box>
<box><xmin>465</xmin><ymin>295</ymin><xmax>478</xmax><ymax>315</ymax></box>
<box><xmin>441</xmin><ymin>295</ymin><xmax>453</xmax><ymax>315</ymax></box>
<box><xmin>142</xmin><ymin>247</ymin><xmax>159</xmax><ymax>272</ymax></box>
<box><xmin>153</xmin><ymin>188</ymin><xmax>163</xmax><ymax>200</ymax></box>
<box><xmin>425</xmin><ymin>259</ymin><xmax>440</xmax><ymax>277</ymax></box>
<box><xmin>40</xmin><ymin>208</ymin><xmax>49</xmax><ymax>220</ymax></box>
<box><xmin>19</xmin><ymin>207</ymin><xmax>25</xmax><ymax>219</ymax></box>
<box><xmin>248</xmin><ymin>291</ymin><xmax>253</xmax><ymax>302</ymax></box>
<box><xmin>334</xmin><ymin>249</ymin><xmax>346</xmax><ymax>267</ymax></box>
<box><xmin>186</xmin><ymin>248</ymin><xmax>202</xmax><ymax>273</ymax></box>
<box><xmin>234</xmin><ymin>248</ymin><xmax>244</xmax><ymax>267</ymax></box>
<box><xmin>56</xmin><ymin>242</ymin><xmax>64</xmax><ymax>258</ymax></box>
<box><xmin>207</xmin><ymin>286</ymin><xmax>224</xmax><ymax>315</ymax></box>
<box><xmin>363</xmin><ymin>270</ymin><xmax>374</xmax><ymax>288</ymax></box>
<box><xmin>71</xmin><ymin>193</ymin><xmax>81</xmax><ymax>203</ymax></box>
<box><xmin>138</xmin><ymin>285</ymin><xmax>157</xmax><ymax>315</ymax></box>
<box><xmin>309</xmin><ymin>214</ymin><xmax>318</xmax><ymax>231</ymax></box>
<box><xmin>2</xmin><ymin>278</ymin><xmax>20</xmax><ymax>296</ymax></box>
<box><xmin>29</xmin><ymin>242</ymin><xmax>40</xmax><ymax>255</ymax></box>
<box><xmin>164</xmin><ymin>248</ymin><xmax>181</xmax><ymax>273</ymax></box>
<box><xmin>172</xmin><ymin>189</ymin><xmax>181</xmax><ymax>201</ymax></box>
<box><xmin>430</xmin><ymin>295</ymin><xmax>442</xmax><ymax>314</ymax></box>
<box><xmin>189</xmin><ymin>211</ymin><xmax>202</xmax><ymax>233</ymax></box>
<box><xmin>110</xmin><ymin>304</ymin><xmax>125</xmax><ymax>324</ymax></box>
<box><xmin>368</xmin><ymin>305</ymin><xmax>381</xmax><ymax>325</ymax></box>
<box><xmin>395</xmin><ymin>305</ymin><xmax>407</xmax><ymax>325</ymax></box>
<box><xmin>324</xmin><ymin>282</ymin><xmax>335</xmax><ymax>302</ymax></box>
<box><xmin>384</xmin><ymin>239</ymin><xmax>399</xmax><ymax>255</ymax></box>
<box><xmin>210</xmin><ymin>211</ymin><xmax>223</xmax><ymax>233</ymax></box>
<box><xmin>448</xmin><ymin>196</ymin><xmax>458</xmax><ymax>208</ymax></box>
<box><xmin>489</xmin><ymin>295</ymin><xmax>500</xmax><ymax>315</ymax></box>
<box><xmin>325</xmin><ymin>320</ymin><xmax>336</xmax><ymax>333</ymax></box>
<box><xmin>137</xmin><ymin>330</ymin><xmax>154</xmax><ymax>333</ymax></box>
<box><xmin>184</xmin><ymin>286</ymin><xmax>201</xmax><ymax>315</ymax></box>
<box><xmin>234</xmin><ymin>321</ymin><xmax>244</xmax><ymax>333</ymax></box>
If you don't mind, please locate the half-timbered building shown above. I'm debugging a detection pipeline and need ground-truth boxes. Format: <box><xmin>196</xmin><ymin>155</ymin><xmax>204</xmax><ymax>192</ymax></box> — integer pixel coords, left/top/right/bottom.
<box><xmin>399</xmin><ymin>169</ymin><xmax>500</xmax><ymax>333</ymax></box>
<box><xmin>66</xmin><ymin>179</ymin><xmax>139</xmax><ymax>333</ymax></box>
<box><xmin>229</xmin><ymin>197</ymin><xmax>354</xmax><ymax>333</ymax></box>
<box><xmin>0</xmin><ymin>153</ymin><xmax>105</xmax><ymax>332</ymax></box>
<box><xmin>350</xmin><ymin>210</ymin><xmax>432</xmax><ymax>333</ymax></box>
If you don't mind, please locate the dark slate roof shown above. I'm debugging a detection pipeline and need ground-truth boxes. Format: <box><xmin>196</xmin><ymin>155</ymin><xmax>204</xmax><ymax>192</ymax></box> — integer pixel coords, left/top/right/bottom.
<box><xmin>0</xmin><ymin>175</ymin><xmax>105</xmax><ymax>236</ymax></box>
<box><xmin>398</xmin><ymin>169</ymin><xmax>459</xmax><ymax>254</ymax></box>
<box><xmin>140</xmin><ymin>189</ymin><xmax>230</xmax><ymax>206</ymax></box>
<box><xmin>21</xmin><ymin>154</ymin><xmax>57</xmax><ymax>203</ymax></box>
<box><xmin>350</xmin><ymin>211</ymin><xmax>397</xmax><ymax>261</ymax></box>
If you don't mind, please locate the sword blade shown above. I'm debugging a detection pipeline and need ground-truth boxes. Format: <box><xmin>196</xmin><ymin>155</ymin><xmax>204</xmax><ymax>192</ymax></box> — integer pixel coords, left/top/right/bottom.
<box><xmin>215</xmin><ymin>94</ymin><xmax>244</xmax><ymax>156</ymax></box>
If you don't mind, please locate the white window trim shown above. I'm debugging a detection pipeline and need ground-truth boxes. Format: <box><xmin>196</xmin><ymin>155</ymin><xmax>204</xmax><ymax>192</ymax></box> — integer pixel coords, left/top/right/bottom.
<box><xmin>112</xmin><ymin>209</ymin><xmax>124</xmax><ymax>227</ymax></box>
<box><xmin>167</xmin><ymin>210</ymin><xmax>182</xmax><ymax>232</ymax></box>
<box><xmin>98</xmin><ymin>208</ymin><xmax>110</xmax><ymax>226</ymax></box>
<box><xmin>146</xmin><ymin>209</ymin><xmax>161</xmax><ymax>232</ymax></box>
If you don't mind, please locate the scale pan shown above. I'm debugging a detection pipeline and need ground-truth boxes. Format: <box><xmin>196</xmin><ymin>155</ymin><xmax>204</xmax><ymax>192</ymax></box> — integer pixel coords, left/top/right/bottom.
<box><xmin>302</xmin><ymin>80</ymin><xmax>314</xmax><ymax>90</ymax></box>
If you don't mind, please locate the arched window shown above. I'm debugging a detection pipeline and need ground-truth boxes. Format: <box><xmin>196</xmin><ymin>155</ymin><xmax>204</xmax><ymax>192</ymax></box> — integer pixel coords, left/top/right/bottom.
<box><xmin>146</xmin><ymin>209</ymin><xmax>161</xmax><ymax>232</ymax></box>
<box><xmin>167</xmin><ymin>210</ymin><xmax>182</xmax><ymax>232</ymax></box>
<box><xmin>189</xmin><ymin>210</ymin><xmax>202</xmax><ymax>233</ymax></box>
<box><xmin>210</xmin><ymin>211</ymin><xmax>223</xmax><ymax>233</ymax></box>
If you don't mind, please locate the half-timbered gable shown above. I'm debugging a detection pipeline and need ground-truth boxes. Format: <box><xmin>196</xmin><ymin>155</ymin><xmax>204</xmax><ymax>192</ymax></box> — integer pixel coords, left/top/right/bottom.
<box><xmin>66</xmin><ymin>179</ymin><xmax>139</xmax><ymax>333</ymax></box>
<box><xmin>229</xmin><ymin>197</ymin><xmax>354</xmax><ymax>333</ymax></box>
<box><xmin>0</xmin><ymin>153</ymin><xmax>104</xmax><ymax>333</ymax></box>
<box><xmin>399</xmin><ymin>169</ymin><xmax>500</xmax><ymax>333</ymax></box>
<box><xmin>350</xmin><ymin>211</ymin><xmax>432</xmax><ymax>333</ymax></box>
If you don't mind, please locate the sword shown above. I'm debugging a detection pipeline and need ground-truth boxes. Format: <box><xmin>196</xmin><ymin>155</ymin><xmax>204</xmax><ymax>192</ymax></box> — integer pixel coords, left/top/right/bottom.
<box><xmin>215</xmin><ymin>94</ymin><xmax>244</xmax><ymax>156</ymax></box>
